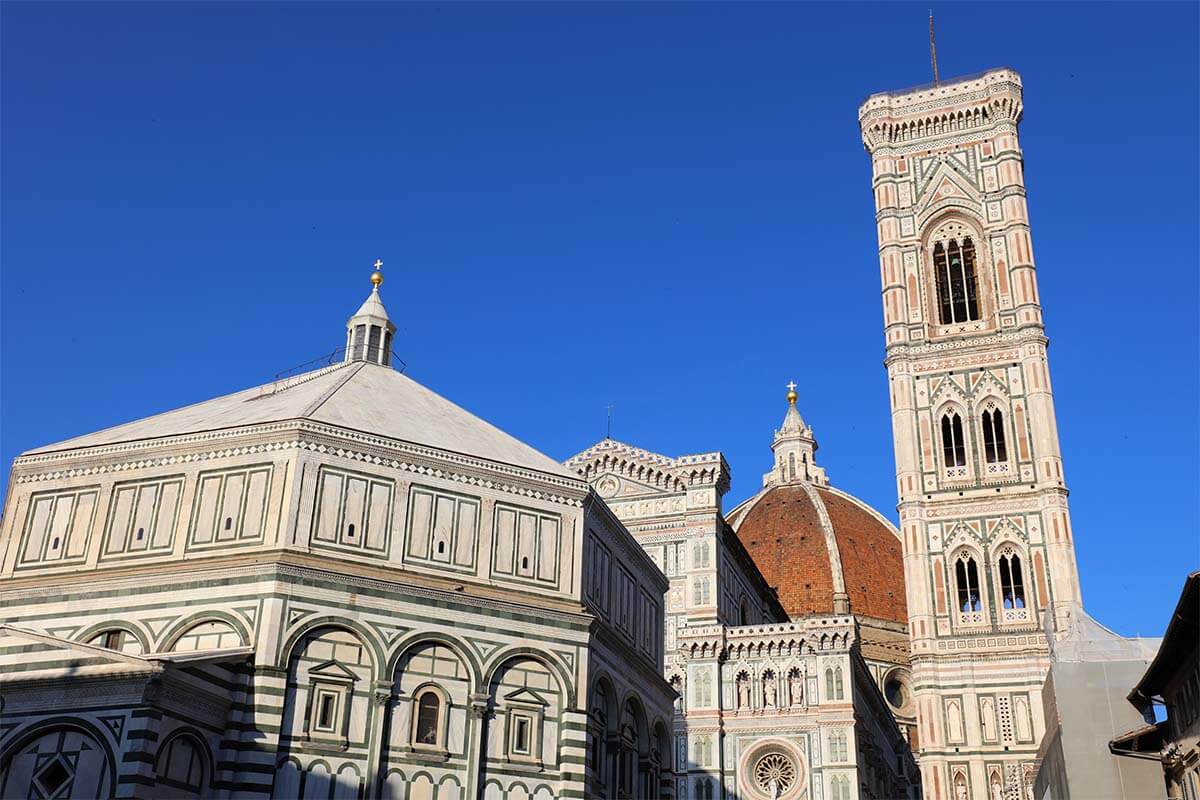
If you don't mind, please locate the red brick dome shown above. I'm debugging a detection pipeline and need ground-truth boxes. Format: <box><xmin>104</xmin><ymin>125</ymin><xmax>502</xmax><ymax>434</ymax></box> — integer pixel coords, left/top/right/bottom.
<box><xmin>727</xmin><ymin>483</ymin><xmax>907</xmax><ymax>624</ymax></box>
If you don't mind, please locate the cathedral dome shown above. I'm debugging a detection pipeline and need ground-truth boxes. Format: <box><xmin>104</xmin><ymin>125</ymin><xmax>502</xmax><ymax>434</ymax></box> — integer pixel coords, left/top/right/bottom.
<box><xmin>725</xmin><ymin>387</ymin><xmax>907</xmax><ymax>625</ymax></box>
<box><xmin>727</xmin><ymin>483</ymin><xmax>906</xmax><ymax>624</ymax></box>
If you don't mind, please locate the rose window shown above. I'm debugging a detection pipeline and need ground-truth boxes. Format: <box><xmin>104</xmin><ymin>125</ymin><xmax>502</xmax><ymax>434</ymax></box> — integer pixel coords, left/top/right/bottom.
<box><xmin>754</xmin><ymin>752</ymin><xmax>797</xmax><ymax>796</ymax></box>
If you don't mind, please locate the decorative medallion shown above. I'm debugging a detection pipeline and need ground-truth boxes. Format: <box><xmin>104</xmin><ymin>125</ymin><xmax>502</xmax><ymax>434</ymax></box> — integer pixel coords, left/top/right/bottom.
<box><xmin>596</xmin><ymin>477</ymin><xmax>619</xmax><ymax>498</ymax></box>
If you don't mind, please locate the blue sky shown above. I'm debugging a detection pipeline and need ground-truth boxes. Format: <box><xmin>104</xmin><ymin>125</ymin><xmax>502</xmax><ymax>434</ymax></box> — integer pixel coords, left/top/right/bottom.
<box><xmin>2</xmin><ymin>2</ymin><xmax>1196</xmax><ymax>637</ymax></box>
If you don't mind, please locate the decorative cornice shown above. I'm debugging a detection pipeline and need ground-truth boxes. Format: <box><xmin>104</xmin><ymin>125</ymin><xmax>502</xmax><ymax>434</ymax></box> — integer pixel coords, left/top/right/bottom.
<box><xmin>885</xmin><ymin>327</ymin><xmax>1047</xmax><ymax>366</ymax></box>
<box><xmin>12</xmin><ymin>423</ymin><xmax>587</xmax><ymax>508</ymax></box>
<box><xmin>0</xmin><ymin>554</ymin><xmax>595</xmax><ymax>629</ymax></box>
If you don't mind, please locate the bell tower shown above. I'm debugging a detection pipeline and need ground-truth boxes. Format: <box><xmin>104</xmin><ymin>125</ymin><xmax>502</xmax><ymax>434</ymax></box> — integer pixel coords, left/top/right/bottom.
<box><xmin>858</xmin><ymin>69</ymin><xmax>1083</xmax><ymax>800</ymax></box>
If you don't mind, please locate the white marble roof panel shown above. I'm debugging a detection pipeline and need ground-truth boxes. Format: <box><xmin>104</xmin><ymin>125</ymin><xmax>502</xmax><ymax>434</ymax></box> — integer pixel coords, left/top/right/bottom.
<box><xmin>25</xmin><ymin>362</ymin><xmax>576</xmax><ymax>479</ymax></box>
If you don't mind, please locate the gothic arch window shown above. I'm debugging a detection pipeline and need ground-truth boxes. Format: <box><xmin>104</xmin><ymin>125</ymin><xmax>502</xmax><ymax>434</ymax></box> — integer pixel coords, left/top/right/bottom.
<box><xmin>828</xmin><ymin>730</ymin><xmax>848</xmax><ymax>762</ymax></box>
<box><xmin>981</xmin><ymin>404</ymin><xmax>1009</xmax><ymax>464</ymax></box>
<box><xmin>954</xmin><ymin>551</ymin><xmax>983</xmax><ymax>619</ymax></box>
<box><xmin>998</xmin><ymin>549</ymin><xmax>1026</xmax><ymax>609</ymax></box>
<box><xmin>996</xmin><ymin>544</ymin><xmax>1029</xmax><ymax>623</ymax></box>
<box><xmin>826</xmin><ymin>665</ymin><xmax>845</xmax><ymax>700</ymax></box>
<box><xmin>932</xmin><ymin>236</ymin><xmax>981</xmax><ymax>324</ymax></box>
<box><xmin>941</xmin><ymin>411</ymin><xmax>967</xmax><ymax>468</ymax></box>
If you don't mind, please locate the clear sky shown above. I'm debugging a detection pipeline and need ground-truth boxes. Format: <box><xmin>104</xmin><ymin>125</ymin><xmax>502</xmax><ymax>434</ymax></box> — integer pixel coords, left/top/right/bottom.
<box><xmin>2</xmin><ymin>2</ymin><xmax>1196</xmax><ymax>637</ymax></box>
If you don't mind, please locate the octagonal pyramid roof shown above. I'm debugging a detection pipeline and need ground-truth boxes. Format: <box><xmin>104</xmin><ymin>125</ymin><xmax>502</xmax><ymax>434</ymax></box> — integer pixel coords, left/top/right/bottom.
<box><xmin>24</xmin><ymin>360</ymin><xmax>577</xmax><ymax>480</ymax></box>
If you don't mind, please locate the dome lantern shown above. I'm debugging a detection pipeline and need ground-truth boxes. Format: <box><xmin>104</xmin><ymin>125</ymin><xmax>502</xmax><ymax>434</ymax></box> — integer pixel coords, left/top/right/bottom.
<box><xmin>765</xmin><ymin>382</ymin><xmax>828</xmax><ymax>487</ymax></box>
<box><xmin>344</xmin><ymin>259</ymin><xmax>396</xmax><ymax>367</ymax></box>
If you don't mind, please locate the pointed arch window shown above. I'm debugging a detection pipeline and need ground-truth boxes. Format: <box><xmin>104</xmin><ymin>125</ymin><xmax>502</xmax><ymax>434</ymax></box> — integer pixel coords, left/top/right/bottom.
<box><xmin>941</xmin><ymin>412</ymin><xmax>967</xmax><ymax>467</ymax></box>
<box><xmin>955</xmin><ymin>553</ymin><xmax>982</xmax><ymax>614</ymax></box>
<box><xmin>981</xmin><ymin>407</ymin><xmax>1008</xmax><ymax>463</ymax></box>
<box><xmin>998</xmin><ymin>549</ymin><xmax>1027</xmax><ymax>610</ymax></box>
<box><xmin>933</xmin><ymin>237</ymin><xmax>980</xmax><ymax>324</ymax></box>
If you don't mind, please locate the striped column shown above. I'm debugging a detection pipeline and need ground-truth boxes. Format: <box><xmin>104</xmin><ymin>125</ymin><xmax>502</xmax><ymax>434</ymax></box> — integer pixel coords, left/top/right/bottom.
<box><xmin>225</xmin><ymin>665</ymin><xmax>288</xmax><ymax>799</ymax></box>
<box><xmin>559</xmin><ymin>708</ymin><xmax>590</xmax><ymax>799</ymax></box>
<box><xmin>115</xmin><ymin>694</ymin><xmax>163</xmax><ymax>800</ymax></box>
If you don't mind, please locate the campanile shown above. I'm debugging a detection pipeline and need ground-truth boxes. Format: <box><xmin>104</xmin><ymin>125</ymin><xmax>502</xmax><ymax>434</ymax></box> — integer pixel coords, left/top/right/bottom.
<box><xmin>858</xmin><ymin>69</ymin><xmax>1083</xmax><ymax>800</ymax></box>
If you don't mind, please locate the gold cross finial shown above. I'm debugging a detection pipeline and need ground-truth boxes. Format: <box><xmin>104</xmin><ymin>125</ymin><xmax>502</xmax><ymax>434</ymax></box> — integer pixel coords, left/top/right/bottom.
<box><xmin>786</xmin><ymin>381</ymin><xmax>798</xmax><ymax>405</ymax></box>
<box><xmin>370</xmin><ymin>259</ymin><xmax>384</xmax><ymax>289</ymax></box>
<box><xmin>374</xmin><ymin>259</ymin><xmax>383</xmax><ymax>270</ymax></box>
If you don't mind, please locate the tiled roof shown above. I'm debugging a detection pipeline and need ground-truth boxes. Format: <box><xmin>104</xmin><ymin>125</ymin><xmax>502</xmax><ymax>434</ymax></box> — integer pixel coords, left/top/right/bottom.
<box><xmin>732</xmin><ymin>483</ymin><xmax>907</xmax><ymax>625</ymax></box>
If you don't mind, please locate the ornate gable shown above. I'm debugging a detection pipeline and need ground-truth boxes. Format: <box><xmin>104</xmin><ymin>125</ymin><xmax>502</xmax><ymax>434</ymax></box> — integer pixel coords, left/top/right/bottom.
<box><xmin>565</xmin><ymin>439</ymin><xmax>730</xmax><ymax>500</ymax></box>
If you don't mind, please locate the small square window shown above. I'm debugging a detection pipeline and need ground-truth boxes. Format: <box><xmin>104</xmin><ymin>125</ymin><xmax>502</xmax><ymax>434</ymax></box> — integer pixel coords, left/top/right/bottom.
<box><xmin>312</xmin><ymin>689</ymin><xmax>341</xmax><ymax>733</ymax></box>
<box><xmin>514</xmin><ymin>717</ymin><xmax>531</xmax><ymax>753</ymax></box>
<box><xmin>510</xmin><ymin>712</ymin><xmax>536</xmax><ymax>757</ymax></box>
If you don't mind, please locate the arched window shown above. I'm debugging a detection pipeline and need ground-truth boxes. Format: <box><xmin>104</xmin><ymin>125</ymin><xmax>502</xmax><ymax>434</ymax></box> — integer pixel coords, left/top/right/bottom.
<box><xmin>933</xmin><ymin>237</ymin><xmax>980</xmax><ymax>324</ymax></box>
<box><xmin>414</xmin><ymin>690</ymin><xmax>441</xmax><ymax>746</ymax></box>
<box><xmin>834</xmin><ymin>666</ymin><xmax>844</xmax><ymax>700</ymax></box>
<box><xmin>788</xmin><ymin>452</ymin><xmax>796</xmax><ymax>481</ymax></box>
<box><xmin>998</xmin><ymin>549</ymin><xmax>1027</xmax><ymax>610</ymax></box>
<box><xmin>825</xmin><ymin>668</ymin><xmax>834</xmax><ymax>700</ymax></box>
<box><xmin>86</xmin><ymin>628</ymin><xmax>143</xmax><ymax>655</ymax></box>
<box><xmin>155</xmin><ymin>732</ymin><xmax>208</xmax><ymax>797</ymax></box>
<box><xmin>955</xmin><ymin>553</ymin><xmax>983</xmax><ymax>613</ymax></box>
<box><xmin>941</xmin><ymin>412</ymin><xmax>967</xmax><ymax>468</ymax></box>
<box><xmin>982</xmin><ymin>407</ymin><xmax>1008</xmax><ymax>463</ymax></box>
